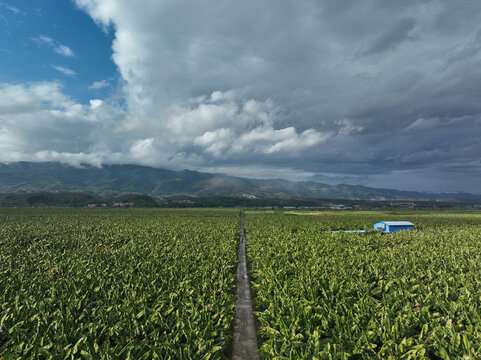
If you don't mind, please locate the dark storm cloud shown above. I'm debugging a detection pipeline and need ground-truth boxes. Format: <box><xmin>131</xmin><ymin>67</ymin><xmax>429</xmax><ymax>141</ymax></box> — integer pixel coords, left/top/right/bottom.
<box><xmin>1</xmin><ymin>0</ymin><xmax>481</xmax><ymax>192</ymax></box>
<box><xmin>363</xmin><ymin>18</ymin><xmax>416</xmax><ymax>55</ymax></box>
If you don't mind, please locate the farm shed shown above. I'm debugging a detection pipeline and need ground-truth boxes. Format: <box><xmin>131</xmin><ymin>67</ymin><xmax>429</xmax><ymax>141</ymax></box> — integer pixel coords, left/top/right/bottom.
<box><xmin>373</xmin><ymin>221</ymin><xmax>414</xmax><ymax>233</ymax></box>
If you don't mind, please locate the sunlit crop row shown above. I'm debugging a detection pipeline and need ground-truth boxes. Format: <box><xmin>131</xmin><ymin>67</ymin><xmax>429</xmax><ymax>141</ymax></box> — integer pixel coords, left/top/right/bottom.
<box><xmin>0</xmin><ymin>209</ymin><xmax>238</xmax><ymax>359</ymax></box>
<box><xmin>246</xmin><ymin>213</ymin><xmax>481</xmax><ymax>359</ymax></box>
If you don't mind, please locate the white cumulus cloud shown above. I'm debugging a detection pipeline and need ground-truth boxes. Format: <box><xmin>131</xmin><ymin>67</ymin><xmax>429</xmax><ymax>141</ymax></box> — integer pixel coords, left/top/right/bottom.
<box><xmin>89</xmin><ymin>99</ymin><xmax>103</xmax><ymax>109</ymax></box>
<box><xmin>2</xmin><ymin>0</ymin><xmax>481</xmax><ymax>192</ymax></box>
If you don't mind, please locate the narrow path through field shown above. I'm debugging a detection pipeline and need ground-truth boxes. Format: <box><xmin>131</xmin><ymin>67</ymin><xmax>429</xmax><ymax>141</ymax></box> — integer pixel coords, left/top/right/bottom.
<box><xmin>232</xmin><ymin>210</ymin><xmax>260</xmax><ymax>360</ymax></box>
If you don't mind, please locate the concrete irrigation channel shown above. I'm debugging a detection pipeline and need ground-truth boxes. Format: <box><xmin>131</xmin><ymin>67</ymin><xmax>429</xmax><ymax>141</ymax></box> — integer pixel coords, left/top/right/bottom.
<box><xmin>232</xmin><ymin>210</ymin><xmax>260</xmax><ymax>360</ymax></box>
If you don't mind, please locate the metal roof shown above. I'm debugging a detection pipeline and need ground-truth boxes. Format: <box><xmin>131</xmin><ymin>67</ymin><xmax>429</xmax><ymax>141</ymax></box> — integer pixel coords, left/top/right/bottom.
<box><xmin>375</xmin><ymin>221</ymin><xmax>414</xmax><ymax>226</ymax></box>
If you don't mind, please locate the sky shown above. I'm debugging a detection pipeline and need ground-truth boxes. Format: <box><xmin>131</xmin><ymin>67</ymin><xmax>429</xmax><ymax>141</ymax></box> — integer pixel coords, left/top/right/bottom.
<box><xmin>1</xmin><ymin>0</ymin><xmax>481</xmax><ymax>193</ymax></box>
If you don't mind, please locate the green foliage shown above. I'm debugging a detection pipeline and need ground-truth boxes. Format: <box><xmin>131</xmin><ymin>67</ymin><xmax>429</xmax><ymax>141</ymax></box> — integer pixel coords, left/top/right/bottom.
<box><xmin>0</xmin><ymin>208</ymin><xmax>238</xmax><ymax>359</ymax></box>
<box><xmin>246</xmin><ymin>213</ymin><xmax>481</xmax><ymax>359</ymax></box>
<box><xmin>0</xmin><ymin>192</ymin><xmax>103</xmax><ymax>207</ymax></box>
<box><xmin>3</xmin><ymin>208</ymin><xmax>481</xmax><ymax>359</ymax></box>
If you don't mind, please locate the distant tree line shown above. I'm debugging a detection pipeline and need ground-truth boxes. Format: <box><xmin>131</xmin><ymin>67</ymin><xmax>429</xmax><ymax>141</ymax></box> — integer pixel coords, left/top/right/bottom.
<box><xmin>1</xmin><ymin>192</ymin><xmax>480</xmax><ymax>209</ymax></box>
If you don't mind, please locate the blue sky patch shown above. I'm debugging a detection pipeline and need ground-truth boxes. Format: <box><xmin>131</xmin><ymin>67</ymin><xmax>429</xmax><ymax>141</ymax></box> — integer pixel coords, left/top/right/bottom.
<box><xmin>0</xmin><ymin>0</ymin><xmax>117</xmax><ymax>103</ymax></box>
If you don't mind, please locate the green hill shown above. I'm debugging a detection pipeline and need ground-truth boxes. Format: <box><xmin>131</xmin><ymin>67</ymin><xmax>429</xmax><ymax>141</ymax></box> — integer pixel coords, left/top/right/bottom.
<box><xmin>0</xmin><ymin>162</ymin><xmax>479</xmax><ymax>201</ymax></box>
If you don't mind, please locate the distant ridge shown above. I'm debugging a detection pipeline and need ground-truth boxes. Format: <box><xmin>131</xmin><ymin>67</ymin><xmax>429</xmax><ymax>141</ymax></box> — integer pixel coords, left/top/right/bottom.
<box><xmin>0</xmin><ymin>161</ymin><xmax>479</xmax><ymax>200</ymax></box>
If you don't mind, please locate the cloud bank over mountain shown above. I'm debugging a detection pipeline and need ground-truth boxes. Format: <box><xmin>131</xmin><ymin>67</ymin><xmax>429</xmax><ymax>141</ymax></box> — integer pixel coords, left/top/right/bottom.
<box><xmin>1</xmin><ymin>0</ymin><xmax>481</xmax><ymax>193</ymax></box>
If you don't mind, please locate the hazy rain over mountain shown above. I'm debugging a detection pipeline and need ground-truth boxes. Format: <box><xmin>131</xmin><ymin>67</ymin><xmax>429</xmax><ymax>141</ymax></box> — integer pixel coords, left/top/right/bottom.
<box><xmin>1</xmin><ymin>0</ymin><xmax>481</xmax><ymax>193</ymax></box>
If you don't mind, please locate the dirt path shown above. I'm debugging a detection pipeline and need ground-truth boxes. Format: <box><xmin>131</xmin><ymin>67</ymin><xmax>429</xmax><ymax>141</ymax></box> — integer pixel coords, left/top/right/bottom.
<box><xmin>232</xmin><ymin>210</ymin><xmax>260</xmax><ymax>360</ymax></box>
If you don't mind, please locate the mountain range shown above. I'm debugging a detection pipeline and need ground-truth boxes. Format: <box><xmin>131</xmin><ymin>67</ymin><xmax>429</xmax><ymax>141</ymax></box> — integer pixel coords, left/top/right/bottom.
<box><xmin>0</xmin><ymin>162</ymin><xmax>479</xmax><ymax>200</ymax></box>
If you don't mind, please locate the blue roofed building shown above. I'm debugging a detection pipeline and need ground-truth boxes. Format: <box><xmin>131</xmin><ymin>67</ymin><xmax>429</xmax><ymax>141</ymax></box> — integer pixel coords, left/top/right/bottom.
<box><xmin>373</xmin><ymin>221</ymin><xmax>414</xmax><ymax>233</ymax></box>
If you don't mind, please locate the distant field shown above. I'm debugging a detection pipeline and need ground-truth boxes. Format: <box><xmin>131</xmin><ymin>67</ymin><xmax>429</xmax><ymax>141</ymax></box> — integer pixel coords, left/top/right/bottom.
<box><xmin>246</xmin><ymin>209</ymin><xmax>481</xmax><ymax>216</ymax></box>
<box><xmin>1</xmin><ymin>209</ymin><xmax>481</xmax><ymax>359</ymax></box>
